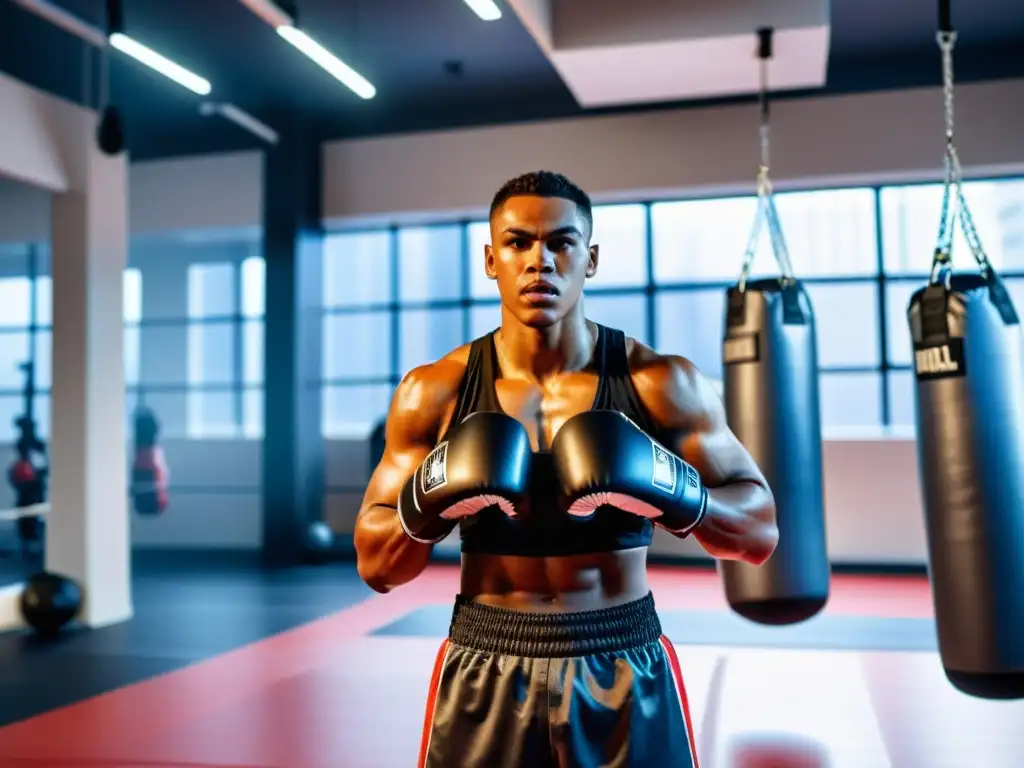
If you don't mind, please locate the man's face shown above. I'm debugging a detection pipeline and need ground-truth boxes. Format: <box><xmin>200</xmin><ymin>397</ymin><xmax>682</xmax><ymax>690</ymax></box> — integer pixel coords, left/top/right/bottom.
<box><xmin>485</xmin><ymin>195</ymin><xmax>598</xmax><ymax>328</ymax></box>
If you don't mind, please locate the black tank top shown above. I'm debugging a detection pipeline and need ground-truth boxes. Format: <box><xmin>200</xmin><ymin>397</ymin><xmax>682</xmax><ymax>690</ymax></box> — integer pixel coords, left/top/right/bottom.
<box><xmin>443</xmin><ymin>324</ymin><xmax>658</xmax><ymax>557</ymax></box>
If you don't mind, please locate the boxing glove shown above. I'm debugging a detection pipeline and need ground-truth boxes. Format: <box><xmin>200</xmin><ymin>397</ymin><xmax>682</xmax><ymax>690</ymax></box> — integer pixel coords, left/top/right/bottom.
<box><xmin>398</xmin><ymin>411</ymin><xmax>532</xmax><ymax>543</ymax></box>
<box><xmin>551</xmin><ymin>410</ymin><xmax>708</xmax><ymax>535</ymax></box>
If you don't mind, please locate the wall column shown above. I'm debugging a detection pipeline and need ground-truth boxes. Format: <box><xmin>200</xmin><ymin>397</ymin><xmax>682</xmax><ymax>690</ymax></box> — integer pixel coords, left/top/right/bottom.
<box><xmin>261</xmin><ymin>120</ymin><xmax>324</xmax><ymax>566</ymax></box>
<box><xmin>48</xmin><ymin>135</ymin><xmax>131</xmax><ymax>627</ymax></box>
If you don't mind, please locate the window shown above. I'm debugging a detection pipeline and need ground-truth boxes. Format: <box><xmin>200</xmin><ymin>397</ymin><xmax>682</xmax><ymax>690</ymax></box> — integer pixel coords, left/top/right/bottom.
<box><xmin>652</xmin><ymin>189</ymin><xmax>877</xmax><ymax>284</ymax></box>
<box><xmin>323</xmin><ymin>231</ymin><xmax>392</xmax><ymax>308</ymax></box>
<box><xmin>0</xmin><ymin>277</ymin><xmax>31</xmax><ymax>327</ymax></box>
<box><xmin>320</xmin><ymin>176</ymin><xmax>1024</xmax><ymax>439</ymax></box>
<box><xmin>589</xmin><ymin>204</ymin><xmax>648</xmax><ymax>289</ymax></box>
<box><xmin>322</xmin><ymin>383</ymin><xmax>393</xmax><ymax>438</ymax></box>
<box><xmin>400</xmin><ymin>308</ymin><xmax>464</xmax><ymax>374</ymax></box>
<box><xmin>323</xmin><ymin>312</ymin><xmax>391</xmax><ymax>380</ymax></box>
<box><xmin>241</xmin><ymin>257</ymin><xmax>265</xmax><ymax>387</ymax></box>
<box><xmin>398</xmin><ymin>225</ymin><xmax>463</xmax><ymax>303</ymax></box>
<box><xmin>188</xmin><ymin>262</ymin><xmax>236</xmax><ymax>318</ymax></box>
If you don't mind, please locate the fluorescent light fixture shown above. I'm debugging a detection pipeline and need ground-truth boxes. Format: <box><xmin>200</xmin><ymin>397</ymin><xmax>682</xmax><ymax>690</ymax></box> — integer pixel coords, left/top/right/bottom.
<box><xmin>276</xmin><ymin>26</ymin><xmax>376</xmax><ymax>99</ymax></box>
<box><xmin>109</xmin><ymin>33</ymin><xmax>212</xmax><ymax>95</ymax></box>
<box><xmin>463</xmin><ymin>0</ymin><xmax>502</xmax><ymax>21</ymax></box>
<box><xmin>200</xmin><ymin>102</ymin><xmax>279</xmax><ymax>145</ymax></box>
<box><xmin>10</xmin><ymin>0</ymin><xmax>107</xmax><ymax>47</ymax></box>
<box><xmin>238</xmin><ymin>0</ymin><xmax>294</xmax><ymax>28</ymax></box>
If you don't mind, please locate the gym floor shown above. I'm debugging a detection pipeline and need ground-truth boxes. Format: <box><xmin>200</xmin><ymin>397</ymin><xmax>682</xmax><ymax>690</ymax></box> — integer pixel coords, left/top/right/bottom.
<box><xmin>0</xmin><ymin>557</ymin><xmax>1022</xmax><ymax>767</ymax></box>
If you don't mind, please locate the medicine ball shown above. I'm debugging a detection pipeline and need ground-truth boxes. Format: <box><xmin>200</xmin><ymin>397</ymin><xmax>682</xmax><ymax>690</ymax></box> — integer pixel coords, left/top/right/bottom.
<box><xmin>20</xmin><ymin>571</ymin><xmax>83</xmax><ymax>636</ymax></box>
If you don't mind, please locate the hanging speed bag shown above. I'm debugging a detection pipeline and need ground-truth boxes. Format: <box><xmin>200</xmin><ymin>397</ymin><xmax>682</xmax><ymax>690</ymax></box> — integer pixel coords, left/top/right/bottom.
<box><xmin>720</xmin><ymin>278</ymin><xmax>830</xmax><ymax>625</ymax></box>
<box><xmin>909</xmin><ymin>273</ymin><xmax>1024</xmax><ymax>700</ymax></box>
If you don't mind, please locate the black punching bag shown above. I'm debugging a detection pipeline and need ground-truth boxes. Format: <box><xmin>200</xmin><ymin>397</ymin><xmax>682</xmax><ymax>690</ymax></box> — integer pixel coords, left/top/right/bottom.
<box><xmin>720</xmin><ymin>279</ymin><xmax>830</xmax><ymax>625</ymax></box>
<box><xmin>909</xmin><ymin>274</ymin><xmax>1024</xmax><ymax>699</ymax></box>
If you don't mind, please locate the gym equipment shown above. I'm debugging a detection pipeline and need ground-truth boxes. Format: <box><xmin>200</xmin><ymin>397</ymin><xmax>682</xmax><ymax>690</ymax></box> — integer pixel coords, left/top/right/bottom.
<box><xmin>7</xmin><ymin>362</ymin><xmax>48</xmax><ymax>555</ymax></box>
<box><xmin>304</xmin><ymin>521</ymin><xmax>335</xmax><ymax>564</ymax></box>
<box><xmin>20</xmin><ymin>570</ymin><xmax>83</xmax><ymax>636</ymax></box>
<box><xmin>131</xmin><ymin>405</ymin><xmax>170</xmax><ymax>515</ymax></box>
<box><xmin>907</xmin><ymin>1</ymin><xmax>1024</xmax><ymax>700</ymax></box>
<box><xmin>719</xmin><ymin>27</ymin><xmax>830</xmax><ymax>626</ymax></box>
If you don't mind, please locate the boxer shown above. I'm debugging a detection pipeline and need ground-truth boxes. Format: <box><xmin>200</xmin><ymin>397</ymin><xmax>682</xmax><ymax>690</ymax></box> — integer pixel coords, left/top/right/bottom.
<box><xmin>354</xmin><ymin>171</ymin><xmax>778</xmax><ymax>768</ymax></box>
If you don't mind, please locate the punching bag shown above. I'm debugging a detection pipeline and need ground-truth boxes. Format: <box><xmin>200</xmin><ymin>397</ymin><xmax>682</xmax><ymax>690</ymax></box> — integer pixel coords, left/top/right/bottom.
<box><xmin>909</xmin><ymin>273</ymin><xmax>1024</xmax><ymax>699</ymax></box>
<box><xmin>720</xmin><ymin>278</ymin><xmax>830</xmax><ymax>625</ymax></box>
<box><xmin>131</xmin><ymin>406</ymin><xmax>170</xmax><ymax>515</ymax></box>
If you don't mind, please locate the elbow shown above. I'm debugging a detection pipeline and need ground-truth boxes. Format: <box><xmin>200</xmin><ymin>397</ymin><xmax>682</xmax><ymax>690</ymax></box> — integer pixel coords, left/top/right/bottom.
<box><xmin>356</xmin><ymin>557</ymin><xmax>393</xmax><ymax>594</ymax></box>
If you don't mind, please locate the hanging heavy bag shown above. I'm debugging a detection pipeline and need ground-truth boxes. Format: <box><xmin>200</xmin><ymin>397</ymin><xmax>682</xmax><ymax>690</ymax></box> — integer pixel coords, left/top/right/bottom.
<box><xmin>719</xmin><ymin>29</ymin><xmax>830</xmax><ymax>625</ymax></box>
<box><xmin>905</xmin><ymin>6</ymin><xmax>1024</xmax><ymax>701</ymax></box>
<box><xmin>131</xmin><ymin>405</ymin><xmax>170</xmax><ymax>515</ymax></box>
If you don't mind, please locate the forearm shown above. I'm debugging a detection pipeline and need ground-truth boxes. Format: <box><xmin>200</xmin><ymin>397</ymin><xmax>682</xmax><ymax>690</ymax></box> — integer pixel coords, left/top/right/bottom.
<box><xmin>691</xmin><ymin>480</ymin><xmax>778</xmax><ymax>565</ymax></box>
<box><xmin>354</xmin><ymin>504</ymin><xmax>434</xmax><ymax>593</ymax></box>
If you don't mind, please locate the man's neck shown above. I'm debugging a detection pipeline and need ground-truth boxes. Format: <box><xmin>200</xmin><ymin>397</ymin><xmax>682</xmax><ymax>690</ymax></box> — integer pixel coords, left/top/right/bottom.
<box><xmin>496</xmin><ymin>308</ymin><xmax>596</xmax><ymax>382</ymax></box>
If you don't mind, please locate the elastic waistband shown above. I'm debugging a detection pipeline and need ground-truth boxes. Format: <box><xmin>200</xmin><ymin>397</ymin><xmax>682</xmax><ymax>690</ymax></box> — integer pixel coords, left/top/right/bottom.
<box><xmin>448</xmin><ymin>592</ymin><xmax>662</xmax><ymax>657</ymax></box>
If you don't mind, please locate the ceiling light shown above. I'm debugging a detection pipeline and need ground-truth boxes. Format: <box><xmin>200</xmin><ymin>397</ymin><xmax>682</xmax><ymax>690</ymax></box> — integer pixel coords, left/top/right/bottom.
<box><xmin>109</xmin><ymin>33</ymin><xmax>212</xmax><ymax>95</ymax></box>
<box><xmin>463</xmin><ymin>0</ymin><xmax>502</xmax><ymax>21</ymax></box>
<box><xmin>276</xmin><ymin>26</ymin><xmax>376</xmax><ymax>99</ymax></box>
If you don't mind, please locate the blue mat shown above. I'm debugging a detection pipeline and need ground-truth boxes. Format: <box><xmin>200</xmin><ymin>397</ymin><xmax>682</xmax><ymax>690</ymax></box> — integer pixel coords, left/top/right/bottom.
<box><xmin>372</xmin><ymin>606</ymin><xmax>937</xmax><ymax>652</ymax></box>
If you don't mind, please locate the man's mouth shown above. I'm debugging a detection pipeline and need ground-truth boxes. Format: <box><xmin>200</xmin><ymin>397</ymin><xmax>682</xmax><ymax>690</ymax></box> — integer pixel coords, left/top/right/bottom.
<box><xmin>520</xmin><ymin>282</ymin><xmax>559</xmax><ymax>298</ymax></box>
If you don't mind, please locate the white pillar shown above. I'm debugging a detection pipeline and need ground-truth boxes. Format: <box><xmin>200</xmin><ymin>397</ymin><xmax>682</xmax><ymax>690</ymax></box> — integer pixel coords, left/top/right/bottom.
<box><xmin>47</xmin><ymin>133</ymin><xmax>132</xmax><ymax>628</ymax></box>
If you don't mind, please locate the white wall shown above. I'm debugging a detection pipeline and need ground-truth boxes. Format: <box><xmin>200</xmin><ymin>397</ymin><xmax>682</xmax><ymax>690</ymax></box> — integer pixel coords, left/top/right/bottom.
<box><xmin>3</xmin><ymin>77</ymin><xmax>1023</xmax><ymax>563</ymax></box>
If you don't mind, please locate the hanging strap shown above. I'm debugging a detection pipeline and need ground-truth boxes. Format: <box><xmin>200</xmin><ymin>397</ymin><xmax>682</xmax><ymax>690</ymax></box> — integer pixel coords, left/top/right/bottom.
<box><xmin>923</xmin><ymin>0</ymin><xmax>1017</xmax><ymax>327</ymax></box>
<box><xmin>737</xmin><ymin>28</ymin><xmax>797</xmax><ymax>293</ymax></box>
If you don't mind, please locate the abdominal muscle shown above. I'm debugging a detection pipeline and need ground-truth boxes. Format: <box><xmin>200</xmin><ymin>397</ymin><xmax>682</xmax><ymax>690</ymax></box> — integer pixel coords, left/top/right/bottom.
<box><xmin>459</xmin><ymin>546</ymin><xmax>651</xmax><ymax>613</ymax></box>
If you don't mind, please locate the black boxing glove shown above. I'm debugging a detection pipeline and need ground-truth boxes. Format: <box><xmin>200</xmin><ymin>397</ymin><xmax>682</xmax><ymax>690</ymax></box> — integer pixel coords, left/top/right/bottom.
<box><xmin>551</xmin><ymin>410</ymin><xmax>708</xmax><ymax>536</ymax></box>
<box><xmin>398</xmin><ymin>411</ymin><xmax>532</xmax><ymax>543</ymax></box>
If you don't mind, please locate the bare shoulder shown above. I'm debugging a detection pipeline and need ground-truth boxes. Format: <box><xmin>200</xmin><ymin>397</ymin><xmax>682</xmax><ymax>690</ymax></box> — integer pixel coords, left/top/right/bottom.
<box><xmin>624</xmin><ymin>338</ymin><xmax>724</xmax><ymax>432</ymax></box>
<box><xmin>388</xmin><ymin>343</ymin><xmax>472</xmax><ymax>445</ymax></box>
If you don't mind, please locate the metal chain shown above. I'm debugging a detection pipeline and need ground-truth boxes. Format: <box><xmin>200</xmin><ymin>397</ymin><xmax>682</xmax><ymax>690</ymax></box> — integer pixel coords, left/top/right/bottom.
<box><xmin>738</xmin><ymin>57</ymin><xmax>795</xmax><ymax>292</ymax></box>
<box><xmin>931</xmin><ymin>30</ymin><xmax>992</xmax><ymax>285</ymax></box>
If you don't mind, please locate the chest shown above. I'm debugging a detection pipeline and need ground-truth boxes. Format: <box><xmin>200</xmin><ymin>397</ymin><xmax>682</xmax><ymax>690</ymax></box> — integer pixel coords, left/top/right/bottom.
<box><xmin>493</xmin><ymin>372</ymin><xmax>601</xmax><ymax>451</ymax></box>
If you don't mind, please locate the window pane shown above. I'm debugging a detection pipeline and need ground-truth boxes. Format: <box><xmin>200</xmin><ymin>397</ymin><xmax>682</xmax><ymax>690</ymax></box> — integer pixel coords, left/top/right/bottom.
<box><xmin>187</xmin><ymin>262</ymin><xmax>236</xmax><ymax>319</ymax></box>
<box><xmin>125</xmin><ymin>326</ymin><xmax>141</xmax><ymax>386</ymax></box>
<box><xmin>140</xmin><ymin>326</ymin><xmax>187</xmax><ymax>386</ymax></box>
<box><xmin>322</xmin><ymin>383</ymin><xmax>393</xmax><ymax>438</ymax></box>
<box><xmin>803</xmin><ymin>282</ymin><xmax>880</xmax><ymax>367</ymax></box>
<box><xmin>124</xmin><ymin>268</ymin><xmax>142</xmax><ymax>323</ymax></box>
<box><xmin>652</xmin><ymin>197</ymin><xmax>756</xmax><ymax>284</ymax></box>
<box><xmin>887</xmin><ymin>370</ymin><xmax>916</xmax><ymax>432</ymax></box>
<box><xmin>187</xmin><ymin>390</ymin><xmax>237</xmax><ymax>438</ymax></box>
<box><xmin>34</xmin><ymin>330</ymin><xmax>51</xmax><ymax>389</ymax></box>
<box><xmin>0</xmin><ymin>332</ymin><xmax>31</xmax><ymax>389</ymax></box>
<box><xmin>468</xmin><ymin>221</ymin><xmax>495</xmax><ymax>300</ymax></box>
<box><xmin>0</xmin><ymin>277</ymin><xmax>31</xmax><ymax>327</ymax></box>
<box><xmin>187</xmin><ymin>322</ymin><xmax>235</xmax><ymax>385</ymax></box>
<box><xmin>241</xmin><ymin>257</ymin><xmax>265</xmax><ymax>318</ymax></box>
<box><xmin>324</xmin><ymin>230</ymin><xmax>392</xmax><ymax>308</ymax></box>
<box><xmin>654</xmin><ymin>289</ymin><xmax>726</xmax><ymax>380</ymax></box>
<box><xmin>400</xmin><ymin>308</ymin><xmax>463</xmax><ymax>374</ymax></box>
<box><xmin>243</xmin><ymin>319</ymin><xmax>263</xmax><ymax>386</ymax></box>
<box><xmin>652</xmin><ymin>189</ymin><xmax>877</xmax><ymax>284</ymax></box>
<box><xmin>469</xmin><ymin>302</ymin><xmax>501</xmax><ymax>339</ymax></box>
<box><xmin>398</xmin><ymin>225</ymin><xmax>463</xmax><ymax>303</ymax></box>
<box><xmin>820</xmin><ymin>372</ymin><xmax>882</xmax><ymax>432</ymax></box>
<box><xmin>323</xmin><ymin>311</ymin><xmax>391</xmax><ymax>379</ymax></box>
<box><xmin>0</xmin><ymin>395</ymin><xmax>21</xmax><ymax>442</ymax></box>
<box><xmin>884</xmin><ymin>281</ymin><xmax>919</xmax><ymax>366</ymax></box>
<box><xmin>586</xmin><ymin>293</ymin><xmax>648</xmax><ymax>344</ymax></box>
<box><xmin>33</xmin><ymin>393</ymin><xmax>50</xmax><ymax>440</ymax></box>
<box><xmin>35</xmin><ymin>276</ymin><xmax>52</xmax><ymax>326</ymax></box>
<box><xmin>142</xmin><ymin>391</ymin><xmax>187</xmax><ymax>439</ymax></box>
<box><xmin>126</xmin><ymin>389</ymin><xmax>138</xmax><ymax>436</ymax></box>
<box><xmin>243</xmin><ymin>388</ymin><xmax>263</xmax><ymax>438</ymax></box>
<box><xmin>878</xmin><ymin>181</ymin><xmax>1024</xmax><ymax>275</ymax></box>
<box><xmin>589</xmin><ymin>204</ymin><xmax>648</xmax><ymax>289</ymax></box>
<box><xmin>773</xmin><ymin>189</ymin><xmax>878</xmax><ymax>277</ymax></box>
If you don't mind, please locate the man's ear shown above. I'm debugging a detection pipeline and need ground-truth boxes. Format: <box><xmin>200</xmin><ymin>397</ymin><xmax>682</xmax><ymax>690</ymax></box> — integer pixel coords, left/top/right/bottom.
<box><xmin>586</xmin><ymin>244</ymin><xmax>599</xmax><ymax>278</ymax></box>
<box><xmin>485</xmin><ymin>244</ymin><xmax>498</xmax><ymax>280</ymax></box>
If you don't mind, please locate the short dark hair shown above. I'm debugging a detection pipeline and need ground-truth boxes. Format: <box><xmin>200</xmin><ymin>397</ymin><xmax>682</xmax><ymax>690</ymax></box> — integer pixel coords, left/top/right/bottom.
<box><xmin>489</xmin><ymin>171</ymin><xmax>593</xmax><ymax>233</ymax></box>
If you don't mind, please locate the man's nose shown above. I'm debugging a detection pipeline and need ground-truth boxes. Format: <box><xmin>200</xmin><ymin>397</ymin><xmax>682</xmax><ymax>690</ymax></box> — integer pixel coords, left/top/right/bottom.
<box><xmin>524</xmin><ymin>243</ymin><xmax>556</xmax><ymax>273</ymax></box>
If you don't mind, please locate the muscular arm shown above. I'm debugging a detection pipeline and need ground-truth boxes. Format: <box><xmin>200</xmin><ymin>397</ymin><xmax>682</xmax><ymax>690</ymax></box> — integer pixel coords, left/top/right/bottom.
<box><xmin>353</xmin><ymin>357</ymin><xmax>465</xmax><ymax>593</ymax></box>
<box><xmin>632</xmin><ymin>346</ymin><xmax>778</xmax><ymax>566</ymax></box>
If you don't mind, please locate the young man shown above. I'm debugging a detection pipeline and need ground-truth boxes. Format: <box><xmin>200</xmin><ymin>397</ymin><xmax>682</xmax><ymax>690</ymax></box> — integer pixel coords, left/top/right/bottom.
<box><xmin>354</xmin><ymin>171</ymin><xmax>778</xmax><ymax>768</ymax></box>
